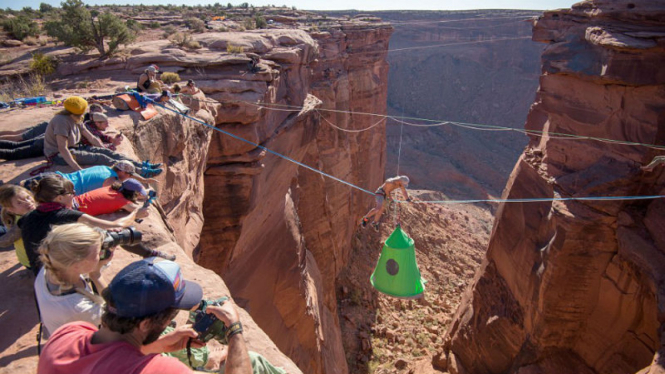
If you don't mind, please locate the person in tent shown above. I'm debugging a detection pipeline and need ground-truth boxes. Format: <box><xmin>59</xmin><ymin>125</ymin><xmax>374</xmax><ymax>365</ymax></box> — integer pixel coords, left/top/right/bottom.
<box><xmin>641</xmin><ymin>156</ymin><xmax>665</xmax><ymax>172</ymax></box>
<box><xmin>360</xmin><ymin>175</ymin><xmax>411</xmax><ymax>231</ymax></box>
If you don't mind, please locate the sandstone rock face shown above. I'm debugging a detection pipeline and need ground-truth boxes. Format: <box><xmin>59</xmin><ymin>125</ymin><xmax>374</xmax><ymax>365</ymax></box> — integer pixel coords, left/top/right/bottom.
<box><xmin>442</xmin><ymin>1</ymin><xmax>665</xmax><ymax>374</ymax></box>
<box><xmin>196</xmin><ymin>25</ymin><xmax>392</xmax><ymax>374</ymax></box>
<box><xmin>325</xmin><ymin>10</ymin><xmax>545</xmax><ymax>198</ymax></box>
<box><xmin>0</xmin><ymin>106</ymin><xmax>301</xmax><ymax>374</ymax></box>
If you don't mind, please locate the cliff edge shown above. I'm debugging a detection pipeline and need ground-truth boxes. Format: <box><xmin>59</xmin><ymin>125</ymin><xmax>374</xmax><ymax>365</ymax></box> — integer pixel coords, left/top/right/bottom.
<box><xmin>439</xmin><ymin>1</ymin><xmax>665</xmax><ymax>373</ymax></box>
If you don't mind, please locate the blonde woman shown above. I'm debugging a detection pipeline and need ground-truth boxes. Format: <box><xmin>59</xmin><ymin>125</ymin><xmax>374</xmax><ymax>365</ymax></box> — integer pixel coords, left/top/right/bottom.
<box><xmin>34</xmin><ymin>223</ymin><xmax>112</xmax><ymax>337</ymax></box>
<box><xmin>0</xmin><ymin>185</ymin><xmax>37</xmax><ymax>270</ymax></box>
<box><xmin>360</xmin><ymin>175</ymin><xmax>412</xmax><ymax>230</ymax></box>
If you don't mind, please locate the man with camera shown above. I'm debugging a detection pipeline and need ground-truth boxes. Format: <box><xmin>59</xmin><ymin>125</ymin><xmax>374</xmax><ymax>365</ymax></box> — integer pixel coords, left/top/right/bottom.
<box><xmin>37</xmin><ymin>258</ymin><xmax>252</xmax><ymax>374</ymax></box>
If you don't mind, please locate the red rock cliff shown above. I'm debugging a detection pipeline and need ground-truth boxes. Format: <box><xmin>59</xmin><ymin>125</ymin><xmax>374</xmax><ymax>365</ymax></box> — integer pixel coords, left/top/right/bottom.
<box><xmin>440</xmin><ymin>1</ymin><xmax>665</xmax><ymax>373</ymax></box>
<box><xmin>196</xmin><ymin>24</ymin><xmax>392</xmax><ymax>374</ymax></box>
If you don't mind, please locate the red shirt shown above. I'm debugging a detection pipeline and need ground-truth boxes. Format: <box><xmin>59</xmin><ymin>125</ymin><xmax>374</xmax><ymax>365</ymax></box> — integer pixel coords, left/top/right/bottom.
<box><xmin>37</xmin><ymin>322</ymin><xmax>191</xmax><ymax>374</ymax></box>
<box><xmin>75</xmin><ymin>186</ymin><xmax>130</xmax><ymax>216</ymax></box>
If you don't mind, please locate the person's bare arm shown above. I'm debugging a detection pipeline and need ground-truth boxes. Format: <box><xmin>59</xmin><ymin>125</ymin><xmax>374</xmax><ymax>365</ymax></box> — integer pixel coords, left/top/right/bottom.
<box><xmin>207</xmin><ymin>300</ymin><xmax>251</xmax><ymax>374</ymax></box>
<box><xmin>0</xmin><ymin>225</ymin><xmax>22</xmax><ymax>247</ymax></box>
<box><xmin>77</xmin><ymin>208</ymin><xmax>141</xmax><ymax>229</ymax></box>
<box><xmin>56</xmin><ymin>135</ymin><xmax>82</xmax><ymax>171</ymax></box>
<box><xmin>80</xmin><ymin>126</ymin><xmax>105</xmax><ymax>148</ymax></box>
<box><xmin>400</xmin><ymin>185</ymin><xmax>411</xmax><ymax>201</ymax></box>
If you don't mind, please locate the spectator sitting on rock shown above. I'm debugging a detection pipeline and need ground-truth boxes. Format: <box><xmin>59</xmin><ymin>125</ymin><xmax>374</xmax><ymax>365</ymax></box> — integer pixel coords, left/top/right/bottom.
<box><xmin>137</xmin><ymin>65</ymin><xmax>170</xmax><ymax>94</ymax></box>
<box><xmin>80</xmin><ymin>113</ymin><xmax>123</xmax><ymax>151</ymax></box>
<box><xmin>21</xmin><ymin>160</ymin><xmax>159</xmax><ymax>195</ymax></box>
<box><xmin>34</xmin><ymin>223</ymin><xmax>114</xmax><ymax>337</ymax></box>
<box><xmin>179</xmin><ymin>80</ymin><xmax>200</xmax><ymax>96</ymax></box>
<box><xmin>641</xmin><ymin>156</ymin><xmax>665</xmax><ymax>172</ymax></box>
<box><xmin>37</xmin><ymin>257</ymin><xmax>253</xmax><ymax>374</ymax></box>
<box><xmin>43</xmin><ymin>96</ymin><xmax>162</xmax><ymax>178</ymax></box>
<box><xmin>0</xmin><ymin>184</ymin><xmax>37</xmax><ymax>270</ymax></box>
<box><xmin>74</xmin><ymin>178</ymin><xmax>148</xmax><ymax>216</ymax></box>
<box><xmin>18</xmin><ymin>174</ymin><xmax>147</xmax><ymax>274</ymax></box>
<box><xmin>360</xmin><ymin>175</ymin><xmax>412</xmax><ymax>231</ymax></box>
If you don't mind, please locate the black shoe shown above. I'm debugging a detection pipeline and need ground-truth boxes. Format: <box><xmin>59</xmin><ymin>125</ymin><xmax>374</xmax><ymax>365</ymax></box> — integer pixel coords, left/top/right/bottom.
<box><xmin>361</xmin><ymin>217</ymin><xmax>368</xmax><ymax>228</ymax></box>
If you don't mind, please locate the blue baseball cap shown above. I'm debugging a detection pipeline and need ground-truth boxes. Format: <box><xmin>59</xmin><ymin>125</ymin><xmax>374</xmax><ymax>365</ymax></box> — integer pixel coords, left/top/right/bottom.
<box><xmin>108</xmin><ymin>258</ymin><xmax>203</xmax><ymax>318</ymax></box>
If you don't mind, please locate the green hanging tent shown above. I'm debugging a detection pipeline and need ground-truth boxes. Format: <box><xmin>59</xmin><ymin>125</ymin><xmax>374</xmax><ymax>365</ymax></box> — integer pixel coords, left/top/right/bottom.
<box><xmin>370</xmin><ymin>225</ymin><xmax>426</xmax><ymax>298</ymax></box>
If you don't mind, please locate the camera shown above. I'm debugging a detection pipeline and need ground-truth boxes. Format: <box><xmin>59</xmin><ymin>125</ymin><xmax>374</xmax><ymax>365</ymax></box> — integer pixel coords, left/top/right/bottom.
<box><xmin>191</xmin><ymin>297</ymin><xmax>229</xmax><ymax>342</ymax></box>
<box><xmin>99</xmin><ymin>227</ymin><xmax>143</xmax><ymax>260</ymax></box>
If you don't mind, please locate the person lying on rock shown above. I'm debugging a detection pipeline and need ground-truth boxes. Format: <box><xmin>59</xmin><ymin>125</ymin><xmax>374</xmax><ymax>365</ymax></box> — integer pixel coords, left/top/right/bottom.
<box><xmin>0</xmin><ymin>120</ymin><xmax>48</xmax><ymax>142</ymax></box>
<box><xmin>21</xmin><ymin>160</ymin><xmax>159</xmax><ymax>195</ymax></box>
<box><xmin>34</xmin><ymin>223</ymin><xmax>114</xmax><ymax>337</ymax></box>
<box><xmin>82</xmin><ymin>102</ymin><xmax>104</xmax><ymax>123</ymax></box>
<box><xmin>19</xmin><ymin>174</ymin><xmax>147</xmax><ymax>275</ymax></box>
<box><xmin>137</xmin><ymin>64</ymin><xmax>171</xmax><ymax>94</ymax></box>
<box><xmin>0</xmin><ymin>184</ymin><xmax>37</xmax><ymax>271</ymax></box>
<box><xmin>43</xmin><ymin>96</ymin><xmax>163</xmax><ymax>178</ymax></box>
<box><xmin>360</xmin><ymin>175</ymin><xmax>412</xmax><ymax>231</ymax></box>
<box><xmin>74</xmin><ymin>178</ymin><xmax>149</xmax><ymax>216</ymax></box>
<box><xmin>0</xmin><ymin>132</ymin><xmax>47</xmax><ymax>161</ymax></box>
<box><xmin>641</xmin><ymin>156</ymin><xmax>665</xmax><ymax>172</ymax></box>
<box><xmin>37</xmin><ymin>257</ymin><xmax>253</xmax><ymax>374</ymax></box>
<box><xmin>80</xmin><ymin>112</ymin><xmax>123</xmax><ymax>151</ymax></box>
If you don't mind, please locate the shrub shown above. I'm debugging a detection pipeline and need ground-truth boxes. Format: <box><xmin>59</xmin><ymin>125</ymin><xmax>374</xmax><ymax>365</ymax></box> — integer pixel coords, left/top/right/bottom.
<box><xmin>2</xmin><ymin>15</ymin><xmax>39</xmax><ymax>41</ymax></box>
<box><xmin>185</xmin><ymin>40</ymin><xmax>201</xmax><ymax>49</ymax></box>
<box><xmin>0</xmin><ymin>73</ymin><xmax>47</xmax><ymax>102</ymax></box>
<box><xmin>160</xmin><ymin>72</ymin><xmax>180</xmax><ymax>84</ymax></box>
<box><xmin>185</xmin><ymin>17</ymin><xmax>205</xmax><ymax>33</ymax></box>
<box><xmin>162</xmin><ymin>25</ymin><xmax>177</xmax><ymax>38</ymax></box>
<box><xmin>30</xmin><ymin>52</ymin><xmax>58</xmax><ymax>75</ymax></box>
<box><xmin>226</xmin><ymin>43</ymin><xmax>244</xmax><ymax>54</ymax></box>
<box><xmin>44</xmin><ymin>0</ymin><xmax>136</xmax><ymax>58</ymax></box>
<box><xmin>149</xmin><ymin>21</ymin><xmax>160</xmax><ymax>29</ymax></box>
<box><xmin>242</xmin><ymin>17</ymin><xmax>255</xmax><ymax>30</ymax></box>
<box><xmin>126</xmin><ymin>19</ymin><xmax>143</xmax><ymax>33</ymax></box>
<box><xmin>39</xmin><ymin>2</ymin><xmax>55</xmax><ymax>13</ymax></box>
<box><xmin>254</xmin><ymin>14</ymin><xmax>267</xmax><ymax>29</ymax></box>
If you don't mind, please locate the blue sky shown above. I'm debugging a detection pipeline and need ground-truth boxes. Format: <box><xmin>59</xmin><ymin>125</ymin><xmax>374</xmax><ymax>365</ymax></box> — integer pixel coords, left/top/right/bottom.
<box><xmin>7</xmin><ymin>0</ymin><xmax>577</xmax><ymax>11</ymax></box>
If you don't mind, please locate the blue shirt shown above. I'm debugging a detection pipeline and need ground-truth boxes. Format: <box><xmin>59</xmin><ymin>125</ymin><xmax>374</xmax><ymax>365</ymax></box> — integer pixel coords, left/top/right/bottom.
<box><xmin>57</xmin><ymin>166</ymin><xmax>118</xmax><ymax>194</ymax></box>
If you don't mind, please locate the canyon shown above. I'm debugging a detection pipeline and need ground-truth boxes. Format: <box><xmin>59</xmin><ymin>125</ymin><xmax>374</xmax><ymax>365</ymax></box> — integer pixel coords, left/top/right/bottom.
<box><xmin>1</xmin><ymin>2</ymin><xmax>664</xmax><ymax>374</ymax></box>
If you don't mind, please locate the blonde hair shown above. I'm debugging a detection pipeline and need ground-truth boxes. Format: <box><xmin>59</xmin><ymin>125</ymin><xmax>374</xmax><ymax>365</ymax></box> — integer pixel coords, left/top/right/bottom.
<box><xmin>0</xmin><ymin>184</ymin><xmax>35</xmax><ymax>226</ymax></box>
<box><xmin>38</xmin><ymin>223</ymin><xmax>103</xmax><ymax>289</ymax></box>
<box><xmin>386</xmin><ymin>175</ymin><xmax>410</xmax><ymax>186</ymax></box>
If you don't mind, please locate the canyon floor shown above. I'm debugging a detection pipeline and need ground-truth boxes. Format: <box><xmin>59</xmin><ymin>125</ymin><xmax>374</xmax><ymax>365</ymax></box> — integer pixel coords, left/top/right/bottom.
<box><xmin>338</xmin><ymin>190</ymin><xmax>494</xmax><ymax>374</ymax></box>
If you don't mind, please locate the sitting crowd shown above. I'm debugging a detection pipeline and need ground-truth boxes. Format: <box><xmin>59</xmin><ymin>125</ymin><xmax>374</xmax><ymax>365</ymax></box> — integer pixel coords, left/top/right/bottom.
<box><xmin>0</xmin><ymin>85</ymin><xmax>284</xmax><ymax>374</ymax></box>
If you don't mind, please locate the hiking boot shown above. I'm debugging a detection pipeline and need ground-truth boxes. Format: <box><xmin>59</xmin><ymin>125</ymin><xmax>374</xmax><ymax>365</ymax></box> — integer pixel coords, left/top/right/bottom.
<box><xmin>142</xmin><ymin>160</ymin><xmax>163</xmax><ymax>169</ymax></box>
<box><xmin>361</xmin><ymin>217</ymin><xmax>369</xmax><ymax>228</ymax></box>
<box><xmin>139</xmin><ymin>167</ymin><xmax>163</xmax><ymax>178</ymax></box>
<box><xmin>372</xmin><ymin>222</ymin><xmax>380</xmax><ymax>232</ymax></box>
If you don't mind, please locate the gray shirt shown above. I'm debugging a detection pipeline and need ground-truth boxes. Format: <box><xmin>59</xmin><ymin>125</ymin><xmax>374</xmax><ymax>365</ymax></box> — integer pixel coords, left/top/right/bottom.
<box><xmin>43</xmin><ymin>114</ymin><xmax>81</xmax><ymax>157</ymax></box>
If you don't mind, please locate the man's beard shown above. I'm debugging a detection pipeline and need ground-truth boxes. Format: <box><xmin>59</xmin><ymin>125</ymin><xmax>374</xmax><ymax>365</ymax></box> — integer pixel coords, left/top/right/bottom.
<box><xmin>143</xmin><ymin>324</ymin><xmax>165</xmax><ymax>345</ymax></box>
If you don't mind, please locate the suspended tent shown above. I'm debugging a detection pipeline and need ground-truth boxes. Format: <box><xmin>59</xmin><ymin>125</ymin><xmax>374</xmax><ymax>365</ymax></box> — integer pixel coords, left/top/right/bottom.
<box><xmin>370</xmin><ymin>225</ymin><xmax>426</xmax><ymax>298</ymax></box>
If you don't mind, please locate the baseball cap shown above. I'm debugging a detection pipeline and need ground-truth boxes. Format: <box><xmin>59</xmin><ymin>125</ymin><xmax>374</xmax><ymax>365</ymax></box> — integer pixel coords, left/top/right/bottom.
<box><xmin>113</xmin><ymin>160</ymin><xmax>137</xmax><ymax>176</ymax></box>
<box><xmin>92</xmin><ymin>112</ymin><xmax>108</xmax><ymax>122</ymax></box>
<box><xmin>121</xmin><ymin>178</ymin><xmax>147</xmax><ymax>196</ymax></box>
<box><xmin>146</xmin><ymin>64</ymin><xmax>160</xmax><ymax>73</ymax></box>
<box><xmin>108</xmin><ymin>258</ymin><xmax>203</xmax><ymax>318</ymax></box>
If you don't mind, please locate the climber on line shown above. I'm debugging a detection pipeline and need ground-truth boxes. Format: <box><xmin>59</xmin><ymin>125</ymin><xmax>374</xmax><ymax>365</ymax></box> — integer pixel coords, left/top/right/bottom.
<box><xmin>641</xmin><ymin>156</ymin><xmax>665</xmax><ymax>172</ymax></box>
<box><xmin>361</xmin><ymin>176</ymin><xmax>411</xmax><ymax>231</ymax></box>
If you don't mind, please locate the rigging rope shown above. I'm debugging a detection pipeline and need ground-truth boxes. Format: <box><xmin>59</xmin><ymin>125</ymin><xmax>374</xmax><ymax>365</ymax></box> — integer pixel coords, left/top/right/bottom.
<box><xmin>146</xmin><ymin>96</ymin><xmax>665</xmax><ymax>206</ymax></box>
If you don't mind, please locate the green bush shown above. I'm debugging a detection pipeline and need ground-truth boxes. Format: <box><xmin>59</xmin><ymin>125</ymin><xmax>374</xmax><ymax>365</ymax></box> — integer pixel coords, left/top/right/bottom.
<box><xmin>160</xmin><ymin>72</ymin><xmax>180</xmax><ymax>84</ymax></box>
<box><xmin>44</xmin><ymin>0</ymin><xmax>135</xmax><ymax>58</ymax></box>
<box><xmin>162</xmin><ymin>25</ymin><xmax>177</xmax><ymax>38</ymax></box>
<box><xmin>39</xmin><ymin>2</ymin><xmax>55</xmax><ymax>13</ymax></box>
<box><xmin>149</xmin><ymin>21</ymin><xmax>160</xmax><ymax>29</ymax></box>
<box><xmin>30</xmin><ymin>52</ymin><xmax>58</xmax><ymax>75</ymax></box>
<box><xmin>2</xmin><ymin>16</ymin><xmax>39</xmax><ymax>41</ymax></box>
<box><xmin>254</xmin><ymin>14</ymin><xmax>266</xmax><ymax>29</ymax></box>
<box><xmin>126</xmin><ymin>19</ymin><xmax>143</xmax><ymax>33</ymax></box>
<box><xmin>185</xmin><ymin>17</ymin><xmax>205</xmax><ymax>33</ymax></box>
